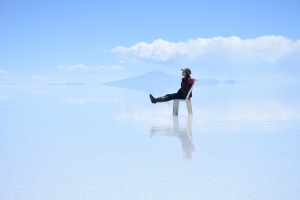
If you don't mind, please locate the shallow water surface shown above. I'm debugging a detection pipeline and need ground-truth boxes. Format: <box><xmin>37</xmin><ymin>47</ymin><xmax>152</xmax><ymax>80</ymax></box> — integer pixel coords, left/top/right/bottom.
<box><xmin>1</xmin><ymin>84</ymin><xmax>299</xmax><ymax>200</ymax></box>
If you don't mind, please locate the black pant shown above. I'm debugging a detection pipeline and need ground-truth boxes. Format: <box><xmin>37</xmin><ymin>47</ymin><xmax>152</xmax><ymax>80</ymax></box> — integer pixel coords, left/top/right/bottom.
<box><xmin>166</xmin><ymin>92</ymin><xmax>184</xmax><ymax>101</ymax></box>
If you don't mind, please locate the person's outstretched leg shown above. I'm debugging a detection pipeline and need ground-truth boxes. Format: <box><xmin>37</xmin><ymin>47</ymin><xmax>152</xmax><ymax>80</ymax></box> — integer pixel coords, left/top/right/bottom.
<box><xmin>149</xmin><ymin>94</ymin><xmax>170</xmax><ymax>104</ymax></box>
<box><xmin>149</xmin><ymin>93</ymin><xmax>183</xmax><ymax>104</ymax></box>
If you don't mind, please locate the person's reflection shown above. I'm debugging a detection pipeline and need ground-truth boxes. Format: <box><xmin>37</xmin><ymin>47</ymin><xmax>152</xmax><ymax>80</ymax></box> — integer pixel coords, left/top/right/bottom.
<box><xmin>150</xmin><ymin>116</ymin><xmax>196</xmax><ymax>160</ymax></box>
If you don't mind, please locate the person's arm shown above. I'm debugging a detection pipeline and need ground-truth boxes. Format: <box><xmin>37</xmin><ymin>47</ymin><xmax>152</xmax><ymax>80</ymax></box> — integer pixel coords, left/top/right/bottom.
<box><xmin>187</xmin><ymin>77</ymin><xmax>195</xmax><ymax>84</ymax></box>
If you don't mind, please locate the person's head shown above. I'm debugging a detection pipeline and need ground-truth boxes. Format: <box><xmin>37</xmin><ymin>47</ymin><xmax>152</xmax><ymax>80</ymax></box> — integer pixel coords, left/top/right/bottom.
<box><xmin>181</xmin><ymin>68</ymin><xmax>191</xmax><ymax>77</ymax></box>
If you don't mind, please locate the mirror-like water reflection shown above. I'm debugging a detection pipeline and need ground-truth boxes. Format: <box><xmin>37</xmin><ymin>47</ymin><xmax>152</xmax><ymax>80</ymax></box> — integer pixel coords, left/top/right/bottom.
<box><xmin>151</xmin><ymin>116</ymin><xmax>196</xmax><ymax>160</ymax></box>
<box><xmin>1</xmin><ymin>83</ymin><xmax>300</xmax><ymax>200</ymax></box>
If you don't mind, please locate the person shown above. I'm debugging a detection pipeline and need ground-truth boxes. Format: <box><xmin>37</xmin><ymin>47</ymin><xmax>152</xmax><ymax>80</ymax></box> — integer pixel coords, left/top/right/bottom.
<box><xmin>149</xmin><ymin>68</ymin><xmax>196</xmax><ymax>104</ymax></box>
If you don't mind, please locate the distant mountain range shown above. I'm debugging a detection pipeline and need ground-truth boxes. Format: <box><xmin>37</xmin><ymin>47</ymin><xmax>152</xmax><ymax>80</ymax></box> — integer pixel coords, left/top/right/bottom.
<box><xmin>103</xmin><ymin>70</ymin><xmax>236</xmax><ymax>93</ymax></box>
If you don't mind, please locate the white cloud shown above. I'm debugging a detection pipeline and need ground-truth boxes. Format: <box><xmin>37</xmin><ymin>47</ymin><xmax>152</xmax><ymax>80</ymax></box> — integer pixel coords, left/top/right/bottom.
<box><xmin>0</xmin><ymin>69</ymin><xmax>11</xmax><ymax>74</ymax></box>
<box><xmin>58</xmin><ymin>65</ymin><xmax>65</xmax><ymax>70</ymax></box>
<box><xmin>0</xmin><ymin>96</ymin><xmax>11</xmax><ymax>101</ymax></box>
<box><xmin>115</xmin><ymin>100</ymin><xmax>300</xmax><ymax>124</ymax></box>
<box><xmin>111</xmin><ymin>35</ymin><xmax>300</xmax><ymax>63</ymax></box>
<box><xmin>236</xmin><ymin>75</ymin><xmax>300</xmax><ymax>88</ymax></box>
<box><xmin>59</xmin><ymin>64</ymin><xmax>124</xmax><ymax>71</ymax></box>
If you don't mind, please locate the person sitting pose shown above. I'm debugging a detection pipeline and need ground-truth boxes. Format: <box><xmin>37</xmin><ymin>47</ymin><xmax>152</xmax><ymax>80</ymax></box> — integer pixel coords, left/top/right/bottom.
<box><xmin>149</xmin><ymin>68</ymin><xmax>196</xmax><ymax>104</ymax></box>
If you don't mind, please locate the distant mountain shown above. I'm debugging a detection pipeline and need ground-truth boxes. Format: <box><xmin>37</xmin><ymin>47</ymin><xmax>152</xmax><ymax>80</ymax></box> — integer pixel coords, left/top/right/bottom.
<box><xmin>104</xmin><ymin>70</ymin><xmax>178</xmax><ymax>92</ymax></box>
<box><xmin>103</xmin><ymin>70</ymin><xmax>236</xmax><ymax>93</ymax></box>
<box><xmin>222</xmin><ymin>79</ymin><xmax>237</xmax><ymax>85</ymax></box>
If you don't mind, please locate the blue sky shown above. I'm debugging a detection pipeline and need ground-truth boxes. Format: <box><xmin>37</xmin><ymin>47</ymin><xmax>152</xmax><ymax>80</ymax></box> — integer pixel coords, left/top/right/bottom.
<box><xmin>0</xmin><ymin>0</ymin><xmax>299</xmax><ymax>78</ymax></box>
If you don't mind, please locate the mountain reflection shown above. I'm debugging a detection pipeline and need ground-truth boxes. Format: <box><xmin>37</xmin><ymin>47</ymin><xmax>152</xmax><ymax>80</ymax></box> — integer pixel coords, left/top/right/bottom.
<box><xmin>104</xmin><ymin>70</ymin><xmax>236</xmax><ymax>93</ymax></box>
<box><xmin>150</xmin><ymin>116</ymin><xmax>196</xmax><ymax>160</ymax></box>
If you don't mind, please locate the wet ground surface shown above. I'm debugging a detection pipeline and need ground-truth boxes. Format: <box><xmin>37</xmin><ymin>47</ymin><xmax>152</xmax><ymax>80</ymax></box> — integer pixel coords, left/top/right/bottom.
<box><xmin>1</xmin><ymin>84</ymin><xmax>299</xmax><ymax>200</ymax></box>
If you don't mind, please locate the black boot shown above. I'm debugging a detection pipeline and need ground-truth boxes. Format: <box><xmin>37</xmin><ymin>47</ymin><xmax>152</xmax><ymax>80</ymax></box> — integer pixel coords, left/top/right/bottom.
<box><xmin>155</xmin><ymin>95</ymin><xmax>169</xmax><ymax>103</ymax></box>
<box><xmin>150</xmin><ymin>94</ymin><xmax>169</xmax><ymax>104</ymax></box>
<box><xmin>149</xmin><ymin>94</ymin><xmax>156</xmax><ymax>104</ymax></box>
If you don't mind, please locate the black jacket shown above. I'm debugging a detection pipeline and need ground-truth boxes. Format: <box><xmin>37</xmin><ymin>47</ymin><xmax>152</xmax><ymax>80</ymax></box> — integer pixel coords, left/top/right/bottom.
<box><xmin>177</xmin><ymin>76</ymin><xmax>193</xmax><ymax>99</ymax></box>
